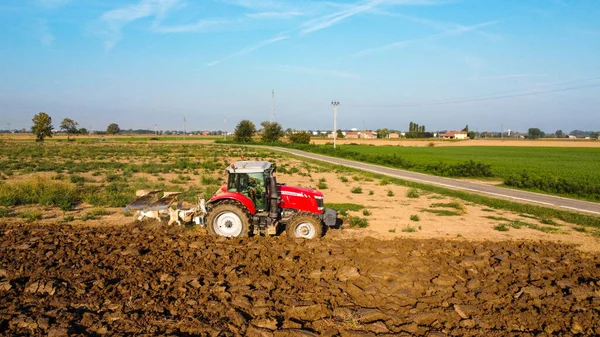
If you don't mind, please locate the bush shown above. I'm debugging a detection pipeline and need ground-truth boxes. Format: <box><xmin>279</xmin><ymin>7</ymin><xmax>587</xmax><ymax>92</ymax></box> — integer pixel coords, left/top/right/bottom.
<box><xmin>410</xmin><ymin>214</ymin><xmax>420</xmax><ymax>222</ymax></box>
<box><xmin>0</xmin><ymin>177</ymin><xmax>80</xmax><ymax>211</ymax></box>
<box><xmin>505</xmin><ymin>171</ymin><xmax>600</xmax><ymax>201</ymax></box>
<box><xmin>362</xmin><ymin>209</ymin><xmax>371</xmax><ymax>216</ymax></box>
<box><xmin>407</xmin><ymin>188</ymin><xmax>420</xmax><ymax>198</ymax></box>
<box><xmin>350</xmin><ymin>186</ymin><xmax>362</xmax><ymax>194</ymax></box>
<box><xmin>387</xmin><ymin>190</ymin><xmax>395</xmax><ymax>197</ymax></box>
<box><xmin>493</xmin><ymin>224</ymin><xmax>509</xmax><ymax>231</ymax></box>
<box><xmin>401</xmin><ymin>225</ymin><xmax>417</xmax><ymax>232</ymax></box>
<box><xmin>20</xmin><ymin>210</ymin><xmax>43</xmax><ymax>223</ymax></box>
<box><xmin>347</xmin><ymin>216</ymin><xmax>368</xmax><ymax>228</ymax></box>
<box><xmin>289</xmin><ymin>132</ymin><xmax>311</xmax><ymax>144</ymax></box>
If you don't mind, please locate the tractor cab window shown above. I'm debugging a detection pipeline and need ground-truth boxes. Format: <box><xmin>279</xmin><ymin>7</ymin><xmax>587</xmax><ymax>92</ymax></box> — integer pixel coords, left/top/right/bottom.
<box><xmin>227</xmin><ymin>171</ymin><xmax>267</xmax><ymax>211</ymax></box>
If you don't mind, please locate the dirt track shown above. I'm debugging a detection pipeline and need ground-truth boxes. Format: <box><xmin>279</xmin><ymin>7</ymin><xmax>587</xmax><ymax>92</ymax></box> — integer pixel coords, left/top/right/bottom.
<box><xmin>1</xmin><ymin>222</ymin><xmax>599</xmax><ymax>336</ymax></box>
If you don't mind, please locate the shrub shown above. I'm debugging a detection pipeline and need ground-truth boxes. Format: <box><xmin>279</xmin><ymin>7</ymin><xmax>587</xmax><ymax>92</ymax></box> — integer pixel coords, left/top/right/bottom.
<box><xmin>430</xmin><ymin>202</ymin><xmax>466</xmax><ymax>214</ymax></box>
<box><xmin>340</xmin><ymin>176</ymin><xmax>348</xmax><ymax>183</ymax></box>
<box><xmin>20</xmin><ymin>210</ymin><xmax>43</xmax><ymax>223</ymax></box>
<box><xmin>402</xmin><ymin>225</ymin><xmax>417</xmax><ymax>232</ymax></box>
<box><xmin>504</xmin><ymin>171</ymin><xmax>600</xmax><ymax>201</ymax></box>
<box><xmin>317</xmin><ymin>181</ymin><xmax>327</xmax><ymax>190</ymax></box>
<box><xmin>350</xmin><ymin>186</ymin><xmax>362</xmax><ymax>194</ymax></box>
<box><xmin>387</xmin><ymin>190</ymin><xmax>395</xmax><ymax>197</ymax></box>
<box><xmin>493</xmin><ymin>224</ymin><xmax>509</xmax><ymax>231</ymax></box>
<box><xmin>410</xmin><ymin>214</ymin><xmax>420</xmax><ymax>222</ymax></box>
<box><xmin>0</xmin><ymin>177</ymin><xmax>80</xmax><ymax>211</ymax></box>
<box><xmin>347</xmin><ymin>216</ymin><xmax>368</xmax><ymax>228</ymax></box>
<box><xmin>325</xmin><ymin>203</ymin><xmax>364</xmax><ymax>212</ymax></box>
<box><xmin>289</xmin><ymin>132</ymin><xmax>311</xmax><ymax>144</ymax></box>
<box><xmin>407</xmin><ymin>188</ymin><xmax>420</xmax><ymax>198</ymax></box>
<box><xmin>362</xmin><ymin>209</ymin><xmax>371</xmax><ymax>216</ymax></box>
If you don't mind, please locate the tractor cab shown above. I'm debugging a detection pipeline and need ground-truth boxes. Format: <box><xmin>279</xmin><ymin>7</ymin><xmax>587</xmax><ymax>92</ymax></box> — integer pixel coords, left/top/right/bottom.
<box><xmin>225</xmin><ymin>161</ymin><xmax>274</xmax><ymax>211</ymax></box>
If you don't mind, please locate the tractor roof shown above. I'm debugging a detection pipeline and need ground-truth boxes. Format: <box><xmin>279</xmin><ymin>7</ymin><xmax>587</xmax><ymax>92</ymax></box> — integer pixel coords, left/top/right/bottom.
<box><xmin>227</xmin><ymin>161</ymin><xmax>272</xmax><ymax>174</ymax></box>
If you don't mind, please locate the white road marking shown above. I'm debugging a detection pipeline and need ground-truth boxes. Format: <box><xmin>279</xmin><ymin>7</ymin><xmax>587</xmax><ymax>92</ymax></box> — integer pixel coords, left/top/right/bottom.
<box><xmin>560</xmin><ymin>206</ymin><xmax>600</xmax><ymax>215</ymax></box>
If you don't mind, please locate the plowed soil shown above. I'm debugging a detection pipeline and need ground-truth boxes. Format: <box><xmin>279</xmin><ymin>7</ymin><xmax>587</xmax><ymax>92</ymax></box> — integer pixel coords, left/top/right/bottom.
<box><xmin>1</xmin><ymin>222</ymin><xmax>599</xmax><ymax>336</ymax></box>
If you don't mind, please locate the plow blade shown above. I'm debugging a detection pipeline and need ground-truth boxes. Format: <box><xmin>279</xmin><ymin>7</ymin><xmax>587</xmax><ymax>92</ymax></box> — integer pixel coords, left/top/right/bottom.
<box><xmin>125</xmin><ymin>190</ymin><xmax>163</xmax><ymax>211</ymax></box>
<box><xmin>126</xmin><ymin>190</ymin><xmax>206</xmax><ymax>226</ymax></box>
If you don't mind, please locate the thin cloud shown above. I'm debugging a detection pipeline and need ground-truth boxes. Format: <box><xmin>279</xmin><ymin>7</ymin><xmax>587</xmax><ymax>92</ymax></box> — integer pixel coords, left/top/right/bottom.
<box><xmin>299</xmin><ymin>0</ymin><xmax>383</xmax><ymax>35</ymax></box>
<box><xmin>153</xmin><ymin>19</ymin><xmax>227</xmax><ymax>33</ymax></box>
<box><xmin>369</xmin><ymin>9</ymin><xmax>501</xmax><ymax>40</ymax></box>
<box><xmin>206</xmin><ymin>34</ymin><xmax>289</xmax><ymax>67</ymax></box>
<box><xmin>352</xmin><ymin>20</ymin><xmax>499</xmax><ymax>57</ymax></box>
<box><xmin>246</xmin><ymin>11</ymin><xmax>304</xmax><ymax>19</ymax></box>
<box><xmin>262</xmin><ymin>65</ymin><xmax>360</xmax><ymax>79</ymax></box>
<box><xmin>99</xmin><ymin>0</ymin><xmax>181</xmax><ymax>50</ymax></box>
<box><xmin>221</xmin><ymin>0</ymin><xmax>285</xmax><ymax>9</ymax></box>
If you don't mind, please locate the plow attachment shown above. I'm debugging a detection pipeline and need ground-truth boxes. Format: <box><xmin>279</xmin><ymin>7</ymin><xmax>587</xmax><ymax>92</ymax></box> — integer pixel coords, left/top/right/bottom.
<box><xmin>126</xmin><ymin>190</ymin><xmax>207</xmax><ymax>226</ymax></box>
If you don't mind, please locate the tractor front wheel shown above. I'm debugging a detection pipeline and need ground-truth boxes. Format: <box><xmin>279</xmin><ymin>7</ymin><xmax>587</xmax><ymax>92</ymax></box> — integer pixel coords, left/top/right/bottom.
<box><xmin>206</xmin><ymin>202</ymin><xmax>251</xmax><ymax>238</ymax></box>
<box><xmin>286</xmin><ymin>213</ymin><xmax>323</xmax><ymax>239</ymax></box>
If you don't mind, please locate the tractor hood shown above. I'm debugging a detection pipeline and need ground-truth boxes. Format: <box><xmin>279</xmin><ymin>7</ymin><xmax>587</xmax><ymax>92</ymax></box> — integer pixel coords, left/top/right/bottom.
<box><xmin>278</xmin><ymin>185</ymin><xmax>324</xmax><ymax>213</ymax></box>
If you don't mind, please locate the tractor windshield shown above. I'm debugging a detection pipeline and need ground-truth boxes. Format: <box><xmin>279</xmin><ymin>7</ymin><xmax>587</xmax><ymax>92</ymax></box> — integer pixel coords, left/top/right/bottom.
<box><xmin>227</xmin><ymin>171</ymin><xmax>268</xmax><ymax>211</ymax></box>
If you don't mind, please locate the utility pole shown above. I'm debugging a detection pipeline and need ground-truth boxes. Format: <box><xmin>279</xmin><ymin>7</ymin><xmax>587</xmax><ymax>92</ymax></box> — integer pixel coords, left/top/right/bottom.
<box><xmin>331</xmin><ymin>101</ymin><xmax>340</xmax><ymax>149</ymax></box>
<box><xmin>154</xmin><ymin>124</ymin><xmax>158</xmax><ymax>136</ymax></box>
<box><xmin>224</xmin><ymin>119</ymin><xmax>227</xmax><ymax>141</ymax></box>
<box><xmin>183</xmin><ymin>117</ymin><xmax>187</xmax><ymax>139</ymax></box>
<box><xmin>271</xmin><ymin>90</ymin><xmax>275</xmax><ymax>122</ymax></box>
<box><xmin>501</xmin><ymin>123</ymin><xmax>504</xmax><ymax>141</ymax></box>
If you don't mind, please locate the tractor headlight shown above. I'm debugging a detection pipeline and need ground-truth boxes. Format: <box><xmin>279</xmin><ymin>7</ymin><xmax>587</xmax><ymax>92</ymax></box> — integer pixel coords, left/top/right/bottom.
<box><xmin>315</xmin><ymin>196</ymin><xmax>324</xmax><ymax>211</ymax></box>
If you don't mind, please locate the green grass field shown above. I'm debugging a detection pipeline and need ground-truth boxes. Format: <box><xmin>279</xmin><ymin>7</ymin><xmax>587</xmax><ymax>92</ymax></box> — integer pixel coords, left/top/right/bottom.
<box><xmin>281</xmin><ymin>143</ymin><xmax>600</xmax><ymax>201</ymax></box>
<box><xmin>338</xmin><ymin>145</ymin><xmax>600</xmax><ymax>181</ymax></box>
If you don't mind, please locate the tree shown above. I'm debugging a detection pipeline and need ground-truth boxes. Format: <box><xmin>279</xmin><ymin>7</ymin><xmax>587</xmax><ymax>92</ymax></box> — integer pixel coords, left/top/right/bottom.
<box><xmin>336</xmin><ymin>129</ymin><xmax>345</xmax><ymax>138</ymax></box>
<box><xmin>376</xmin><ymin>128</ymin><xmax>390</xmax><ymax>139</ymax></box>
<box><xmin>467</xmin><ymin>131</ymin><xmax>476</xmax><ymax>139</ymax></box>
<box><xmin>406</xmin><ymin>121</ymin><xmax>425</xmax><ymax>138</ymax></box>
<box><xmin>289</xmin><ymin>131</ymin><xmax>311</xmax><ymax>144</ymax></box>
<box><xmin>555</xmin><ymin>130</ymin><xmax>564</xmax><ymax>138</ymax></box>
<box><xmin>234</xmin><ymin>120</ymin><xmax>256</xmax><ymax>143</ymax></box>
<box><xmin>107</xmin><ymin>123</ymin><xmax>120</xmax><ymax>135</ymax></box>
<box><xmin>60</xmin><ymin>118</ymin><xmax>79</xmax><ymax>141</ymax></box>
<box><xmin>528</xmin><ymin>128</ymin><xmax>543</xmax><ymax>140</ymax></box>
<box><xmin>462</xmin><ymin>125</ymin><xmax>469</xmax><ymax>133</ymax></box>
<box><xmin>31</xmin><ymin>112</ymin><xmax>53</xmax><ymax>142</ymax></box>
<box><xmin>590</xmin><ymin>131</ymin><xmax>599</xmax><ymax>139</ymax></box>
<box><xmin>260</xmin><ymin>121</ymin><xmax>283</xmax><ymax>143</ymax></box>
<box><xmin>78</xmin><ymin>127</ymin><xmax>89</xmax><ymax>135</ymax></box>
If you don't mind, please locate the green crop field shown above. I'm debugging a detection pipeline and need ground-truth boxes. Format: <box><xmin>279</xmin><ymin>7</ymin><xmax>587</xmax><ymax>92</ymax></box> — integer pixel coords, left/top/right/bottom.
<box><xmin>338</xmin><ymin>145</ymin><xmax>599</xmax><ymax>181</ymax></box>
<box><xmin>280</xmin><ymin>143</ymin><xmax>600</xmax><ymax>201</ymax></box>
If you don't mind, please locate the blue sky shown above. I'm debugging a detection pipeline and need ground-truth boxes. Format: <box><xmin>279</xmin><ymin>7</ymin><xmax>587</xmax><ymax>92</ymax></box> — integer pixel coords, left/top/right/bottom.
<box><xmin>1</xmin><ymin>0</ymin><xmax>599</xmax><ymax>133</ymax></box>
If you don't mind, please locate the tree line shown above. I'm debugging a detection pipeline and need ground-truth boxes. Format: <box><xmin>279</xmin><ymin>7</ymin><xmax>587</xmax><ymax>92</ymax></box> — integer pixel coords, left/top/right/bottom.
<box><xmin>30</xmin><ymin>112</ymin><xmax>121</xmax><ymax>142</ymax></box>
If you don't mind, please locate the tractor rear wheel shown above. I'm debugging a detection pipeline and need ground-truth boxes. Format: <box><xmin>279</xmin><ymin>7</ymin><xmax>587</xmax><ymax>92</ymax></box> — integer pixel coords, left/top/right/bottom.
<box><xmin>206</xmin><ymin>202</ymin><xmax>251</xmax><ymax>238</ymax></box>
<box><xmin>286</xmin><ymin>213</ymin><xmax>323</xmax><ymax>239</ymax></box>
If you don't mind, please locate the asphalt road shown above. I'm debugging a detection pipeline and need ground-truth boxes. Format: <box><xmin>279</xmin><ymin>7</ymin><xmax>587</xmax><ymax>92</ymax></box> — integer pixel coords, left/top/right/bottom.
<box><xmin>265</xmin><ymin>146</ymin><xmax>600</xmax><ymax>216</ymax></box>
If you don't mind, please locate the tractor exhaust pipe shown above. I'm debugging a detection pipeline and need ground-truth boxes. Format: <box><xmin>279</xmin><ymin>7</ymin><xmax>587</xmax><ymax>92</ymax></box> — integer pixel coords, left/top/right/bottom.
<box><xmin>269</xmin><ymin>169</ymin><xmax>279</xmax><ymax>219</ymax></box>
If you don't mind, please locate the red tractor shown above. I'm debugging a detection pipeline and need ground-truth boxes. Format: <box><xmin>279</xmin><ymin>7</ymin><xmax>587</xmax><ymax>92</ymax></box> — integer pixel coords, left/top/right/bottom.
<box><xmin>127</xmin><ymin>161</ymin><xmax>337</xmax><ymax>239</ymax></box>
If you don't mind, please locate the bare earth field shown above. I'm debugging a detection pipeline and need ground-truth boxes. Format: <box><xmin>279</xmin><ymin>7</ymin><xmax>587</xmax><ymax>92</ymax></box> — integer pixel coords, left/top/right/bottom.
<box><xmin>1</xmin><ymin>143</ymin><xmax>600</xmax><ymax>335</ymax></box>
<box><xmin>2</xmin><ymin>221</ymin><xmax>600</xmax><ymax>336</ymax></box>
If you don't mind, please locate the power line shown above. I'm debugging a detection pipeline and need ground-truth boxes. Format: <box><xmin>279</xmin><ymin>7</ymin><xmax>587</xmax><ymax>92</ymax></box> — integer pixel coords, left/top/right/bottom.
<box><xmin>348</xmin><ymin>77</ymin><xmax>600</xmax><ymax>108</ymax></box>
